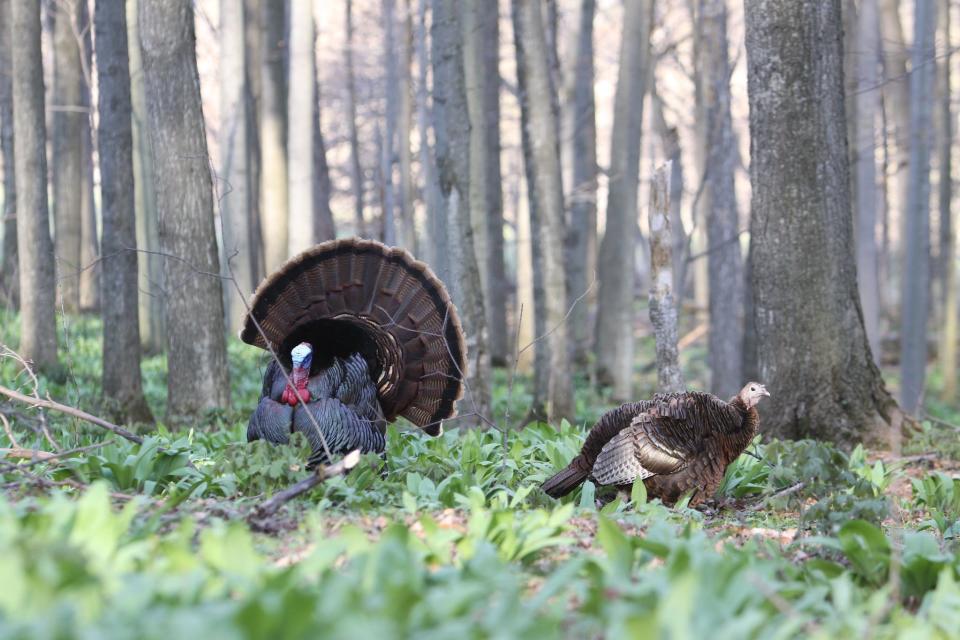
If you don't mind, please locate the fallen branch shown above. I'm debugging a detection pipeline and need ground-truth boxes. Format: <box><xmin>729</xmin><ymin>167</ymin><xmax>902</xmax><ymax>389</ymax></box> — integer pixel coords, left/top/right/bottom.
<box><xmin>750</xmin><ymin>482</ymin><xmax>806</xmax><ymax>510</ymax></box>
<box><xmin>249</xmin><ymin>449</ymin><xmax>361</xmax><ymax>527</ymax></box>
<box><xmin>0</xmin><ymin>439</ymin><xmax>115</xmax><ymax>468</ymax></box>
<box><xmin>0</xmin><ymin>384</ymin><xmax>144</xmax><ymax>445</ymax></box>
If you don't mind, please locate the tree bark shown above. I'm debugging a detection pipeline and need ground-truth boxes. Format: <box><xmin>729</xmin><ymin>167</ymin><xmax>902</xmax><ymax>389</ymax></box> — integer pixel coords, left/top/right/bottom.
<box><xmin>512</xmin><ymin>0</ymin><xmax>574</xmax><ymax>424</ymax></box>
<box><xmin>432</xmin><ymin>0</ymin><xmax>491</xmax><ymax>422</ymax></box>
<box><xmin>51</xmin><ymin>0</ymin><xmax>84</xmax><ymax>312</ymax></box>
<box><xmin>744</xmin><ymin>0</ymin><xmax>900</xmax><ymax>444</ymax></box>
<box><xmin>244</xmin><ymin>0</ymin><xmax>263</xmax><ymax>281</ymax></box>
<box><xmin>78</xmin><ymin>1</ymin><xmax>99</xmax><ymax>312</ymax></box>
<box><xmin>899</xmin><ymin>0</ymin><xmax>935</xmax><ymax>414</ymax></box>
<box><xmin>381</xmin><ymin>0</ymin><xmax>399</xmax><ymax>245</ymax></box>
<box><xmin>649</xmin><ymin>163</ymin><xmax>685</xmax><ymax>393</ymax></box>
<box><xmin>259</xmin><ymin>0</ymin><xmax>288</xmax><ymax>273</ymax></box>
<box><xmin>0</xmin><ymin>0</ymin><xmax>18</xmax><ymax>309</ymax></box>
<box><xmin>398</xmin><ymin>0</ymin><xmax>417</xmax><ymax>252</ymax></box>
<box><xmin>566</xmin><ymin>0</ymin><xmax>597</xmax><ymax>367</ymax></box>
<box><xmin>12</xmin><ymin>0</ymin><xmax>58</xmax><ymax>371</ymax></box>
<box><xmin>854</xmin><ymin>0</ymin><xmax>882</xmax><ymax>363</ymax></box>
<box><xmin>139</xmin><ymin>0</ymin><xmax>230</xmax><ymax>423</ymax></box>
<box><xmin>287</xmin><ymin>0</ymin><xmax>314</xmax><ymax>255</ymax></box>
<box><xmin>220</xmin><ymin>0</ymin><xmax>255</xmax><ymax>332</ymax></box>
<box><xmin>345</xmin><ymin>0</ymin><xmax>366</xmax><ymax>237</ymax></box>
<box><xmin>128</xmin><ymin>0</ymin><xmax>165</xmax><ymax>353</ymax></box>
<box><xmin>698</xmin><ymin>0</ymin><xmax>743</xmax><ymax>399</ymax></box>
<box><xmin>313</xmin><ymin>69</ymin><xmax>336</xmax><ymax>242</ymax></box>
<box><xmin>939</xmin><ymin>0</ymin><xmax>956</xmax><ymax>401</ymax></box>
<box><xmin>416</xmin><ymin>0</ymin><xmax>445</xmax><ymax>278</ymax></box>
<box><xmin>95</xmin><ymin>0</ymin><xmax>153</xmax><ymax>424</ymax></box>
<box><xmin>878</xmin><ymin>0</ymin><xmax>910</xmax><ymax>311</ymax></box>
<box><xmin>595</xmin><ymin>0</ymin><xmax>652</xmax><ymax>401</ymax></box>
<box><xmin>650</xmin><ymin>81</ymin><xmax>687</xmax><ymax>301</ymax></box>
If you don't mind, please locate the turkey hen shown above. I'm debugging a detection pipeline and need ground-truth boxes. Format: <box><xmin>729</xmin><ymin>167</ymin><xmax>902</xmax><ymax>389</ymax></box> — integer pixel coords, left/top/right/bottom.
<box><xmin>542</xmin><ymin>383</ymin><xmax>769</xmax><ymax>506</ymax></box>
<box><xmin>242</xmin><ymin>238</ymin><xmax>466</xmax><ymax>466</ymax></box>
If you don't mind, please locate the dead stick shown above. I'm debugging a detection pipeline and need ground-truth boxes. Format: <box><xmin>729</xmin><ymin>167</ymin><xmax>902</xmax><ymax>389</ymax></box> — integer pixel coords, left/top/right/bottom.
<box><xmin>749</xmin><ymin>482</ymin><xmax>806</xmax><ymax>510</ymax></box>
<box><xmin>0</xmin><ymin>439</ymin><xmax>116</xmax><ymax>467</ymax></box>
<box><xmin>0</xmin><ymin>384</ymin><xmax>144</xmax><ymax>445</ymax></box>
<box><xmin>251</xmin><ymin>449</ymin><xmax>361</xmax><ymax>521</ymax></box>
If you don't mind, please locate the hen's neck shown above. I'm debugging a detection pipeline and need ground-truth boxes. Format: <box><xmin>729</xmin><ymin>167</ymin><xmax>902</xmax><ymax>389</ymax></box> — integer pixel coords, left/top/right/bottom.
<box><xmin>721</xmin><ymin>397</ymin><xmax>760</xmax><ymax>460</ymax></box>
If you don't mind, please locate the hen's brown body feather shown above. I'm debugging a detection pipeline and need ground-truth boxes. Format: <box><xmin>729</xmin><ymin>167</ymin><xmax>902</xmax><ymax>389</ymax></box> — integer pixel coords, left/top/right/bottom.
<box><xmin>542</xmin><ymin>392</ymin><xmax>760</xmax><ymax>506</ymax></box>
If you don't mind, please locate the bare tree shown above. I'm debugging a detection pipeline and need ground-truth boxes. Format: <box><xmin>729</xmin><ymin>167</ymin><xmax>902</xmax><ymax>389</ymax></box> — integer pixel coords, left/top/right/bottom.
<box><xmin>900</xmin><ymin>0</ymin><xmax>936</xmax><ymax>414</ymax></box>
<box><xmin>95</xmin><ymin>0</ymin><xmax>153</xmax><ymax>424</ymax></box>
<box><xmin>696</xmin><ymin>0</ymin><xmax>743</xmax><ymax>398</ymax></box>
<box><xmin>313</xmin><ymin>38</ymin><xmax>335</xmax><ymax>242</ymax></box>
<box><xmin>259</xmin><ymin>0</ymin><xmax>288</xmax><ymax>273</ymax></box>
<box><xmin>512</xmin><ymin>0</ymin><xmax>574</xmax><ymax>423</ymax></box>
<box><xmin>0</xmin><ymin>0</ymin><xmax>18</xmax><ymax>309</ymax></box>
<box><xmin>287</xmin><ymin>0</ymin><xmax>315</xmax><ymax>254</ymax></box>
<box><xmin>139</xmin><ymin>0</ymin><xmax>230</xmax><ymax>422</ymax></box>
<box><xmin>940</xmin><ymin>0</ymin><xmax>956</xmax><ymax>400</ymax></box>
<box><xmin>11</xmin><ymin>0</ymin><xmax>58</xmax><ymax>372</ymax></box>
<box><xmin>649</xmin><ymin>163</ymin><xmax>684</xmax><ymax>393</ymax></box>
<box><xmin>345</xmin><ymin>0</ymin><xmax>366</xmax><ymax>237</ymax></box>
<box><xmin>398</xmin><ymin>0</ymin><xmax>417</xmax><ymax>252</ymax></box>
<box><xmin>381</xmin><ymin>0</ymin><xmax>399</xmax><ymax>245</ymax></box>
<box><xmin>78</xmin><ymin>1</ymin><xmax>99</xmax><ymax>312</ymax></box>
<box><xmin>432</xmin><ymin>0</ymin><xmax>491</xmax><ymax>420</ymax></box>
<box><xmin>463</xmin><ymin>0</ymin><xmax>508</xmax><ymax>366</ymax></box>
<box><xmin>744</xmin><ymin>0</ymin><xmax>900</xmax><ymax>444</ymax></box>
<box><xmin>566</xmin><ymin>0</ymin><xmax>597</xmax><ymax>367</ymax></box>
<box><xmin>128</xmin><ymin>0</ymin><xmax>165</xmax><ymax>354</ymax></box>
<box><xmin>51</xmin><ymin>0</ymin><xmax>84</xmax><ymax>312</ymax></box>
<box><xmin>220</xmin><ymin>0</ymin><xmax>255</xmax><ymax>332</ymax></box>
<box><xmin>415</xmin><ymin>0</ymin><xmax>445</xmax><ymax>277</ymax></box>
<box><xmin>595</xmin><ymin>0</ymin><xmax>653</xmax><ymax>401</ymax></box>
<box><xmin>854</xmin><ymin>0</ymin><xmax>882</xmax><ymax>362</ymax></box>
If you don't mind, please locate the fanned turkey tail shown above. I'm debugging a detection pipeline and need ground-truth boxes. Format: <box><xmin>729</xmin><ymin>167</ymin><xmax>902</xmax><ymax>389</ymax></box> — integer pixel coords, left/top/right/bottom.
<box><xmin>541</xmin><ymin>460</ymin><xmax>591</xmax><ymax>498</ymax></box>
<box><xmin>239</xmin><ymin>238</ymin><xmax>467</xmax><ymax>435</ymax></box>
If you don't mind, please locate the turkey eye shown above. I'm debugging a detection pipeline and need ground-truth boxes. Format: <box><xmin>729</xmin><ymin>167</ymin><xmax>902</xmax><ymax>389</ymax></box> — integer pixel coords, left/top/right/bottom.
<box><xmin>750</xmin><ymin>386</ymin><xmax>755</xmax><ymax>391</ymax></box>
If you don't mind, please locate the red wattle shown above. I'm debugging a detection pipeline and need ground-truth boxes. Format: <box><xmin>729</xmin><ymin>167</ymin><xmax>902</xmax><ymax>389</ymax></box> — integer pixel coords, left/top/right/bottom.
<box><xmin>282</xmin><ymin>368</ymin><xmax>311</xmax><ymax>406</ymax></box>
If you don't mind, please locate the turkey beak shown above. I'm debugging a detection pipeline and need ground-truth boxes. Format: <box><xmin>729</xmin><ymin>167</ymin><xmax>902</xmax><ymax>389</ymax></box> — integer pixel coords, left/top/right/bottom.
<box><xmin>761</xmin><ymin>387</ymin><xmax>770</xmax><ymax>398</ymax></box>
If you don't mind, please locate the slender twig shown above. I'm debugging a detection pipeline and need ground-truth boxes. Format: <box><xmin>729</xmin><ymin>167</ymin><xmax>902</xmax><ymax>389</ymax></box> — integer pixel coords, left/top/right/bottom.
<box><xmin>749</xmin><ymin>482</ymin><xmax>805</xmax><ymax>511</ymax></box>
<box><xmin>0</xmin><ymin>413</ymin><xmax>21</xmax><ymax>449</ymax></box>
<box><xmin>0</xmin><ymin>383</ymin><xmax>144</xmax><ymax>445</ymax></box>
<box><xmin>0</xmin><ymin>439</ymin><xmax>115</xmax><ymax>469</ymax></box>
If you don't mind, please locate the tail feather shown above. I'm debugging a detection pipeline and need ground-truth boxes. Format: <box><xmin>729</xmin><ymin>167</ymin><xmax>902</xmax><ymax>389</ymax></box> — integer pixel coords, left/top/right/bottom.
<box><xmin>542</xmin><ymin>461</ymin><xmax>590</xmax><ymax>498</ymax></box>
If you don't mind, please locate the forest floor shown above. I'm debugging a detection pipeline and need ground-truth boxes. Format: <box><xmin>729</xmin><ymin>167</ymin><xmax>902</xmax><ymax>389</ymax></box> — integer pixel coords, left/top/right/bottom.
<box><xmin>1</xmin><ymin>309</ymin><xmax>960</xmax><ymax>638</ymax></box>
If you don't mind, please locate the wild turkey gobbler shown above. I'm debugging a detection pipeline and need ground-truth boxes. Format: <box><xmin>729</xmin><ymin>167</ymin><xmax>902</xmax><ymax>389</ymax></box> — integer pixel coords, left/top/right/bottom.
<box><xmin>242</xmin><ymin>238</ymin><xmax>466</xmax><ymax>466</ymax></box>
<box><xmin>542</xmin><ymin>383</ymin><xmax>769</xmax><ymax>506</ymax></box>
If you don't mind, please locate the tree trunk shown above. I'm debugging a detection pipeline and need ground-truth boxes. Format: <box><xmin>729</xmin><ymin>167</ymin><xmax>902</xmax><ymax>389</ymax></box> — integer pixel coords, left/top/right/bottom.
<box><xmin>566</xmin><ymin>0</ymin><xmax>597</xmax><ymax>367</ymax></box>
<box><xmin>244</xmin><ymin>0</ymin><xmax>263</xmax><ymax>281</ymax></box>
<box><xmin>139</xmin><ymin>0</ymin><xmax>230</xmax><ymax>423</ymax></box>
<box><xmin>0</xmin><ymin>0</ymin><xmax>18</xmax><ymax>309</ymax></box>
<box><xmin>128</xmin><ymin>0</ymin><xmax>165</xmax><ymax>354</ymax></box>
<box><xmin>220</xmin><ymin>0</ymin><xmax>255</xmax><ymax>332</ymax></box>
<box><xmin>899</xmin><ymin>0</ymin><xmax>935</xmax><ymax>414</ymax></box>
<box><xmin>854</xmin><ymin>0</ymin><xmax>882</xmax><ymax>364</ymax></box>
<box><xmin>515</xmin><ymin>162</ymin><xmax>535</xmax><ymax>374</ymax></box>
<box><xmin>649</xmin><ymin>163</ymin><xmax>684</xmax><ymax>393</ymax></box>
<box><xmin>345</xmin><ymin>0</ymin><xmax>366</xmax><ymax>237</ymax></box>
<box><xmin>287</xmin><ymin>0</ymin><xmax>314</xmax><ymax>255</ymax></box>
<box><xmin>416</xmin><ymin>0</ymin><xmax>445</xmax><ymax>278</ymax></box>
<box><xmin>381</xmin><ymin>0</ymin><xmax>399</xmax><ymax>245</ymax></box>
<box><xmin>698</xmin><ymin>0</ymin><xmax>743</xmax><ymax>399</ymax></box>
<box><xmin>432</xmin><ymin>0</ymin><xmax>491</xmax><ymax>422</ymax></box>
<box><xmin>744</xmin><ymin>0</ymin><xmax>900</xmax><ymax>444</ymax></box>
<box><xmin>12</xmin><ymin>0</ymin><xmax>58</xmax><ymax>371</ymax></box>
<box><xmin>51</xmin><ymin>0</ymin><xmax>84</xmax><ymax>312</ymax></box>
<box><xmin>595</xmin><ymin>0</ymin><xmax>652</xmax><ymax>401</ymax></box>
<box><xmin>259</xmin><ymin>0</ymin><xmax>288</xmax><ymax>273</ymax></box>
<box><xmin>314</xmin><ymin>71</ymin><xmax>336</xmax><ymax>242</ymax></box>
<box><xmin>512</xmin><ymin>0</ymin><xmax>574</xmax><ymax>424</ymax></box>
<box><xmin>878</xmin><ymin>0</ymin><xmax>910</xmax><ymax>312</ymax></box>
<box><xmin>398</xmin><ymin>0</ymin><xmax>417</xmax><ymax>252</ymax></box>
<box><xmin>939</xmin><ymin>0</ymin><xmax>956</xmax><ymax>400</ymax></box>
<box><xmin>95</xmin><ymin>0</ymin><xmax>153</xmax><ymax>424</ymax></box>
<box><xmin>78</xmin><ymin>1</ymin><xmax>98</xmax><ymax>312</ymax></box>
<box><xmin>650</xmin><ymin>82</ymin><xmax>687</xmax><ymax>301</ymax></box>
<box><xmin>462</xmin><ymin>0</ymin><xmax>508</xmax><ymax>367</ymax></box>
